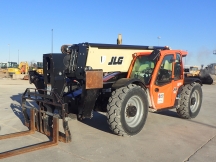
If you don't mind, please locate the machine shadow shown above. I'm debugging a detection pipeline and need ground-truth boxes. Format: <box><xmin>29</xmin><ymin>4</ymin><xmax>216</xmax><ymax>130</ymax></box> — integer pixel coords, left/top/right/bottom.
<box><xmin>154</xmin><ymin>109</ymin><xmax>181</xmax><ymax>118</ymax></box>
<box><xmin>10</xmin><ymin>93</ymin><xmax>37</xmax><ymax>125</ymax></box>
<box><xmin>10</xmin><ymin>93</ymin><xmax>113</xmax><ymax>135</ymax></box>
<box><xmin>80</xmin><ymin>111</ymin><xmax>113</xmax><ymax>134</ymax></box>
<box><xmin>81</xmin><ymin>109</ymin><xmax>181</xmax><ymax>134</ymax></box>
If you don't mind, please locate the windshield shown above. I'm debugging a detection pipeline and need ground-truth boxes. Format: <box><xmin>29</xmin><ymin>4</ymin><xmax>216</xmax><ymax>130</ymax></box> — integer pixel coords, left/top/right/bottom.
<box><xmin>190</xmin><ymin>67</ymin><xmax>198</xmax><ymax>71</ymax></box>
<box><xmin>37</xmin><ymin>62</ymin><xmax>43</xmax><ymax>68</ymax></box>
<box><xmin>8</xmin><ymin>62</ymin><xmax>18</xmax><ymax>68</ymax></box>
<box><xmin>0</xmin><ymin>63</ymin><xmax>7</xmax><ymax>68</ymax></box>
<box><xmin>129</xmin><ymin>55</ymin><xmax>156</xmax><ymax>85</ymax></box>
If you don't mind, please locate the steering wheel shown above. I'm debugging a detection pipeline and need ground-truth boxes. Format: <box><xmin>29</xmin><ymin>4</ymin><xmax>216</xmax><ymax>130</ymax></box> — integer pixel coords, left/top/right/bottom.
<box><xmin>142</xmin><ymin>68</ymin><xmax>153</xmax><ymax>75</ymax></box>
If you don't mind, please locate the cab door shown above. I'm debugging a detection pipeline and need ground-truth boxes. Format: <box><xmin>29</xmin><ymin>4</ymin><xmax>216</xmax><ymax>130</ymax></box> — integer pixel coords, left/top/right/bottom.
<box><xmin>171</xmin><ymin>53</ymin><xmax>184</xmax><ymax>105</ymax></box>
<box><xmin>149</xmin><ymin>52</ymin><xmax>175</xmax><ymax>109</ymax></box>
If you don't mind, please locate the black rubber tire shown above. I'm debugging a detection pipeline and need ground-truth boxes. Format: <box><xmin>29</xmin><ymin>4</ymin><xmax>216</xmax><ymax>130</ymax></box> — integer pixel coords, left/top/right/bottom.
<box><xmin>107</xmin><ymin>84</ymin><xmax>148</xmax><ymax>136</ymax></box>
<box><xmin>176</xmin><ymin>82</ymin><xmax>202</xmax><ymax>119</ymax></box>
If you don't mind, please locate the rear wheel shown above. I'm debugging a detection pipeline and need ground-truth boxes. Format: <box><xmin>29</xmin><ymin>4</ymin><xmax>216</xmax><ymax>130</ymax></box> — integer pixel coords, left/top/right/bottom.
<box><xmin>176</xmin><ymin>82</ymin><xmax>202</xmax><ymax>119</ymax></box>
<box><xmin>107</xmin><ymin>84</ymin><xmax>148</xmax><ymax>136</ymax></box>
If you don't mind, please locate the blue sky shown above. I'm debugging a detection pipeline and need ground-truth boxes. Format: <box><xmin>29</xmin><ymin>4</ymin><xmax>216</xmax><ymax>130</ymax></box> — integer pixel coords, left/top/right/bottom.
<box><xmin>0</xmin><ymin>0</ymin><xmax>216</xmax><ymax>67</ymax></box>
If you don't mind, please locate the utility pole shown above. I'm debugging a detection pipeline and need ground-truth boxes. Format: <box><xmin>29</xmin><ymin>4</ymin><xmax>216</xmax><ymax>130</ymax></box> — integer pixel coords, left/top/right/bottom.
<box><xmin>51</xmin><ymin>29</ymin><xmax>53</xmax><ymax>53</ymax></box>
<box><xmin>8</xmin><ymin>44</ymin><xmax>10</xmax><ymax>62</ymax></box>
<box><xmin>18</xmin><ymin>49</ymin><xmax>19</xmax><ymax>64</ymax></box>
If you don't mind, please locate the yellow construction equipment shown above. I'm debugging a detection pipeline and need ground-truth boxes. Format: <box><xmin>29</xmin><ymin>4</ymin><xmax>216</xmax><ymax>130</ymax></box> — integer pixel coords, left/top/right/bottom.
<box><xmin>7</xmin><ymin>61</ymin><xmax>29</xmax><ymax>77</ymax></box>
<box><xmin>31</xmin><ymin>62</ymin><xmax>43</xmax><ymax>75</ymax></box>
<box><xmin>4</xmin><ymin>62</ymin><xmax>19</xmax><ymax>76</ymax></box>
<box><xmin>184</xmin><ymin>65</ymin><xmax>200</xmax><ymax>77</ymax></box>
<box><xmin>36</xmin><ymin>62</ymin><xmax>43</xmax><ymax>74</ymax></box>
<box><xmin>189</xmin><ymin>66</ymin><xmax>200</xmax><ymax>76</ymax></box>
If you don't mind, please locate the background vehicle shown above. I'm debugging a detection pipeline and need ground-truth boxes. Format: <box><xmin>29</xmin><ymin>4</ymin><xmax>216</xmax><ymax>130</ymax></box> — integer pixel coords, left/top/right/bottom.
<box><xmin>35</xmin><ymin>62</ymin><xmax>43</xmax><ymax>74</ymax></box>
<box><xmin>6</xmin><ymin>62</ymin><xmax>19</xmax><ymax>76</ymax></box>
<box><xmin>184</xmin><ymin>65</ymin><xmax>200</xmax><ymax>76</ymax></box>
<box><xmin>189</xmin><ymin>66</ymin><xmax>200</xmax><ymax>76</ymax></box>
<box><xmin>199</xmin><ymin>63</ymin><xmax>216</xmax><ymax>84</ymax></box>
<box><xmin>206</xmin><ymin>63</ymin><xmax>216</xmax><ymax>75</ymax></box>
<box><xmin>7</xmin><ymin>61</ymin><xmax>29</xmax><ymax>77</ymax></box>
<box><xmin>30</xmin><ymin>62</ymin><xmax>43</xmax><ymax>75</ymax></box>
<box><xmin>185</xmin><ymin>64</ymin><xmax>215</xmax><ymax>85</ymax></box>
<box><xmin>0</xmin><ymin>62</ymin><xmax>8</xmax><ymax>73</ymax></box>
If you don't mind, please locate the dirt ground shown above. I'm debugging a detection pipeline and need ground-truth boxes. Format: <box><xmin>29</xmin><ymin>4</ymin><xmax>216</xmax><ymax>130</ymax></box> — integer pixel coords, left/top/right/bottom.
<box><xmin>0</xmin><ymin>71</ymin><xmax>10</xmax><ymax>78</ymax></box>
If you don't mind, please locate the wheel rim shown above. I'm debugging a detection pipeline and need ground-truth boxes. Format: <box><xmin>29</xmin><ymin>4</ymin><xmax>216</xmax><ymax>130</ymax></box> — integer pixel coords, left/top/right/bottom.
<box><xmin>190</xmin><ymin>90</ymin><xmax>200</xmax><ymax>113</ymax></box>
<box><xmin>125</xmin><ymin>95</ymin><xmax>143</xmax><ymax>128</ymax></box>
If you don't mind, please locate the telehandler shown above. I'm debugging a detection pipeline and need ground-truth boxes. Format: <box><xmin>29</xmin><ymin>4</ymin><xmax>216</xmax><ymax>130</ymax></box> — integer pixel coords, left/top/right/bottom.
<box><xmin>0</xmin><ymin>42</ymin><xmax>203</xmax><ymax>158</ymax></box>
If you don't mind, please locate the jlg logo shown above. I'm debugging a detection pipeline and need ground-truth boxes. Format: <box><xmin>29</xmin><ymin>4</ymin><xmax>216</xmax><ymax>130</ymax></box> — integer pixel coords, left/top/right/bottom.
<box><xmin>108</xmin><ymin>56</ymin><xmax>124</xmax><ymax>65</ymax></box>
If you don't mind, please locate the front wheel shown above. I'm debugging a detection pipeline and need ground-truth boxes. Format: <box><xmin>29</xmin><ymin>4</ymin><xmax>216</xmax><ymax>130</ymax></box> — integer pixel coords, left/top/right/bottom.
<box><xmin>107</xmin><ymin>84</ymin><xmax>148</xmax><ymax>136</ymax></box>
<box><xmin>176</xmin><ymin>82</ymin><xmax>203</xmax><ymax>119</ymax></box>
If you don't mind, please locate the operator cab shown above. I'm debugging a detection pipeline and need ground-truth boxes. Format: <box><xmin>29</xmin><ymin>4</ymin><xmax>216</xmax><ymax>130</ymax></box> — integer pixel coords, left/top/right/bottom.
<box><xmin>128</xmin><ymin>48</ymin><xmax>187</xmax><ymax>109</ymax></box>
<box><xmin>8</xmin><ymin>62</ymin><xmax>18</xmax><ymax>68</ymax></box>
<box><xmin>129</xmin><ymin>48</ymin><xmax>183</xmax><ymax>86</ymax></box>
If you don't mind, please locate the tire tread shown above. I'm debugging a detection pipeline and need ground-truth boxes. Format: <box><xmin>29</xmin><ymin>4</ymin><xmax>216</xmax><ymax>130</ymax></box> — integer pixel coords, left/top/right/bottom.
<box><xmin>107</xmin><ymin>84</ymin><xmax>146</xmax><ymax>136</ymax></box>
<box><xmin>176</xmin><ymin>82</ymin><xmax>201</xmax><ymax>119</ymax></box>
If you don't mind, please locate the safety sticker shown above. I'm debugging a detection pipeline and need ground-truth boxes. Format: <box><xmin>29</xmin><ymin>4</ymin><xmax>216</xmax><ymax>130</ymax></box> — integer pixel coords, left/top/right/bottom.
<box><xmin>157</xmin><ymin>93</ymin><xmax>164</xmax><ymax>104</ymax></box>
<box><xmin>173</xmin><ymin>87</ymin><xmax>178</xmax><ymax>93</ymax></box>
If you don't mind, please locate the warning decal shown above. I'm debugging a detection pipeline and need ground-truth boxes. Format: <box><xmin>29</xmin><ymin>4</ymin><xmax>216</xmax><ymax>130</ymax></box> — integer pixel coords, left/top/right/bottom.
<box><xmin>157</xmin><ymin>93</ymin><xmax>164</xmax><ymax>104</ymax></box>
<box><xmin>173</xmin><ymin>87</ymin><xmax>178</xmax><ymax>93</ymax></box>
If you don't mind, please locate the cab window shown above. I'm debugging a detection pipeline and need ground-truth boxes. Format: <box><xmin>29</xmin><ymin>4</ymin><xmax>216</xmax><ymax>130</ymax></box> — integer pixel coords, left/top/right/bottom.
<box><xmin>155</xmin><ymin>54</ymin><xmax>174</xmax><ymax>86</ymax></box>
<box><xmin>174</xmin><ymin>53</ymin><xmax>182</xmax><ymax>80</ymax></box>
<box><xmin>130</xmin><ymin>55</ymin><xmax>156</xmax><ymax>85</ymax></box>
